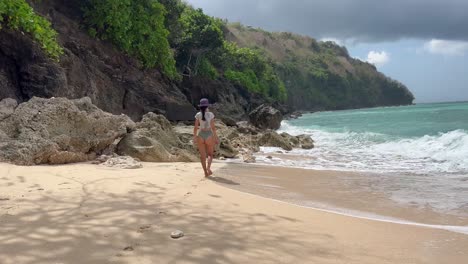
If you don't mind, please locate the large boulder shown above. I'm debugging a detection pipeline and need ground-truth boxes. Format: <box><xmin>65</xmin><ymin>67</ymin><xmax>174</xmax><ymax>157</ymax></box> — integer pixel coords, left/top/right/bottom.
<box><xmin>297</xmin><ymin>135</ymin><xmax>315</xmax><ymax>149</ymax></box>
<box><xmin>258</xmin><ymin>132</ymin><xmax>293</xmax><ymax>151</ymax></box>
<box><xmin>279</xmin><ymin>133</ymin><xmax>315</xmax><ymax>150</ymax></box>
<box><xmin>0</xmin><ymin>97</ymin><xmax>135</xmax><ymax>165</ymax></box>
<box><xmin>249</xmin><ymin>104</ymin><xmax>283</xmax><ymax>130</ymax></box>
<box><xmin>117</xmin><ymin>113</ymin><xmax>198</xmax><ymax>162</ymax></box>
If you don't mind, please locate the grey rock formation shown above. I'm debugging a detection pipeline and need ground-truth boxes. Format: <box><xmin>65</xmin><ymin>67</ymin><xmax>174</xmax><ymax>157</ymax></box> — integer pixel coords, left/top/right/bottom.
<box><xmin>0</xmin><ymin>98</ymin><xmax>18</xmax><ymax>121</ymax></box>
<box><xmin>258</xmin><ymin>132</ymin><xmax>293</xmax><ymax>151</ymax></box>
<box><xmin>297</xmin><ymin>135</ymin><xmax>315</xmax><ymax>149</ymax></box>
<box><xmin>117</xmin><ymin>113</ymin><xmax>198</xmax><ymax>162</ymax></box>
<box><xmin>0</xmin><ymin>97</ymin><xmax>134</xmax><ymax>165</ymax></box>
<box><xmin>249</xmin><ymin>104</ymin><xmax>283</xmax><ymax>130</ymax></box>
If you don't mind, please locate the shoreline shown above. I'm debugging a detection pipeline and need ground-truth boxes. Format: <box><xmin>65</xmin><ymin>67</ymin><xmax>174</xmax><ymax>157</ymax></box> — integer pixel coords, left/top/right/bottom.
<box><xmin>219</xmin><ymin>181</ymin><xmax>468</xmax><ymax>236</ymax></box>
<box><xmin>1</xmin><ymin>162</ymin><xmax>467</xmax><ymax>263</ymax></box>
<box><xmin>216</xmin><ymin>163</ymin><xmax>468</xmax><ymax>227</ymax></box>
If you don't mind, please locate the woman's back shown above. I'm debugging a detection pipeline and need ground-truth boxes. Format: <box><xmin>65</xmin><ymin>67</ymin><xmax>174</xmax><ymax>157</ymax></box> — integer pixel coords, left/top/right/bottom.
<box><xmin>195</xmin><ymin>111</ymin><xmax>214</xmax><ymax>130</ymax></box>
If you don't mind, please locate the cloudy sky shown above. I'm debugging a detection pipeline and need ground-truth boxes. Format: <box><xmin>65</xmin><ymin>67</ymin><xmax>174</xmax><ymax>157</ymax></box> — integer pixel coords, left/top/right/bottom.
<box><xmin>186</xmin><ymin>0</ymin><xmax>468</xmax><ymax>103</ymax></box>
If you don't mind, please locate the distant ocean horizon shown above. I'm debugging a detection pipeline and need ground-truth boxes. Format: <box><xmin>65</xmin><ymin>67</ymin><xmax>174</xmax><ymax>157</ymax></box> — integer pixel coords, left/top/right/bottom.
<box><xmin>256</xmin><ymin>101</ymin><xmax>468</xmax><ymax>216</ymax></box>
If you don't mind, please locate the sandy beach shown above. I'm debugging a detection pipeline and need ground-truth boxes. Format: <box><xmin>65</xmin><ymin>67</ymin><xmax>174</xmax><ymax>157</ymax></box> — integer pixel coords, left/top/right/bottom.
<box><xmin>1</xmin><ymin>162</ymin><xmax>467</xmax><ymax>264</ymax></box>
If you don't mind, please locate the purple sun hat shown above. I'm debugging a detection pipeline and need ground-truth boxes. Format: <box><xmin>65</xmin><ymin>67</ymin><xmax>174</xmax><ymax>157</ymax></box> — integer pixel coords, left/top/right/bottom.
<box><xmin>198</xmin><ymin>98</ymin><xmax>210</xmax><ymax>107</ymax></box>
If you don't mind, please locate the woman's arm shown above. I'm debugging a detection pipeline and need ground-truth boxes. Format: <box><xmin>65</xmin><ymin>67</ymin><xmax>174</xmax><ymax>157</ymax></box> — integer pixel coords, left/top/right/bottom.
<box><xmin>210</xmin><ymin>119</ymin><xmax>219</xmax><ymax>144</ymax></box>
<box><xmin>193</xmin><ymin>119</ymin><xmax>199</xmax><ymax>144</ymax></box>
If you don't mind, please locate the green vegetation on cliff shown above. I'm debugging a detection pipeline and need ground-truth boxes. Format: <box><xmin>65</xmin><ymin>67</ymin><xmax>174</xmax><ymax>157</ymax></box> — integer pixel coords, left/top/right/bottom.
<box><xmin>2</xmin><ymin>0</ymin><xmax>413</xmax><ymax>108</ymax></box>
<box><xmin>226</xmin><ymin>24</ymin><xmax>414</xmax><ymax>109</ymax></box>
<box><xmin>82</xmin><ymin>0</ymin><xmax>178</xmax><ymax>78</ymax></box>
<box><xmin>0</xmin><ymin>0</ymin><xmax>63</xmax><ymax>60</ymax></box>
<box><xmin>173</xmin><ymin>7</ymin><xmax>287</xmax><ymax>101</ymax></box>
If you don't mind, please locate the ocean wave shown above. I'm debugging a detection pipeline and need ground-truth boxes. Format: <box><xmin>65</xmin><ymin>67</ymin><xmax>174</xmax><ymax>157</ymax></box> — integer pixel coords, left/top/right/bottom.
<box><xmin>275</xmin><ymin>122</ymin><xmax>468</xmax><ymax>175</ymax></box>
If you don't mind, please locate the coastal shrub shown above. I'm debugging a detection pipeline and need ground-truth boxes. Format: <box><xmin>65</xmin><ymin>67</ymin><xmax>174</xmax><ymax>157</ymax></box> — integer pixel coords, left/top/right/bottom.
<box><xmin>82</xmin><ymin>0</ymin><xmax>178</xmax><ymax>78</ymax></box>
<box><xmin>197</xmin><ymin>57</ymin><xmax>219</xmax><ymax>79</ymax></box>
<box><xmin>176</xmin><ymin>7</ymin><xmax>224</xmax><ymax>73</ymax></box>
<box><xmin>225</xmin><ymin>69</ymin><xmax>264</xmax><ymax>94</ymax></box>
<box><xmin>0</xmin><ymin>0</ymin><xmax>63</xmax><ymax>60</ymax></box>
<box><xmin>219</xmin><ymin>41</ymin><xmax>287</xmax><ymax>101</ymax></box>
<box><xmin>158</xmin><ymin>0</ymin><xmax>186</xmax><ymax>46</ymax></box>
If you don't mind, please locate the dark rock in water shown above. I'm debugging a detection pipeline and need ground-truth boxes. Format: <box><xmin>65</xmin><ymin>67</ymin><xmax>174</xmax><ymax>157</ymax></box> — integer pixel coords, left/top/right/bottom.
<box><xmin>297</xmin><ymin>135</ymin><xmax>315</xmax><ymax>149</ymax></box>
<box><xmin>249</xmin><ymin>104</ymin><xmax>283</xmax><ymax>130</ymax></box>
<box><xmin>286</xmin><ymin>111</ymin><xmax>303</xmax><ymax>120</ymax></box>
<box><xmin>0</xmin><ymin>97</ymin><xmax>134</xmax><ymax>165</ymax></box>
<box><xmin>117</xmin><ymin>113</ymin><xmax>198</xmax><ymax>162</ymax></box>
<box><xmin>258</xmin><ymin>132</ymin><xmax>293</xmax><ymax>151</ymax></box>
<box><xmin>280</xmin><ymin>132</ymin><xmax>300</xmax><ymax>146</ymax></box>
<box><xmin>279</xmin><ymin>132</ymin><xmax>315</xmax><ymax>150</ymax></box>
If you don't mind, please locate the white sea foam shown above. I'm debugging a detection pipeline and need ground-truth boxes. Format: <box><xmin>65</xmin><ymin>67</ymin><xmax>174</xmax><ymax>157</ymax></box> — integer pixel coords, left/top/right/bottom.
<box><xmin>254</xmin><ymin>122</ymin><xmax>468</xmax><ymax>214</ymax></box>
<box><xmin>275</xmin><ymin>123</ymin><xmax>468</xmax><ymax>176</ymax></box>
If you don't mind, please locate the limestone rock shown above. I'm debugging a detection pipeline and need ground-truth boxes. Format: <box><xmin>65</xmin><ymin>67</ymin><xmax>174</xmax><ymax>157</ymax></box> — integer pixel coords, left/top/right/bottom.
<box><xmin>258</xmin><ymin>132</ymin><xmax>293</xmax><ymax>151</ymax></box>
<box><xmin>249</xmin><ymin>104</ymin><xmax>283</xmax><ymax>130</ymax></box>
<box><xmin>236</xmin><ymin>121</ymin><xmax>260</xmax><ymax>135</ymax></box>
<box><xmin>217</xmin><ymin>140</ymin><xmax>239</xmax><ymax>158</ymax></box>
<box><xmin>0</xmin><ymin>97</ymin><xmax>135</xmax><ymax>165</ymax></box>
<box><xmin>117</xmin><ymin>113</ymin><xmax>198</xmax><ymax>162</ymax></box>
<box><xmin>0</xmin><ymin>98</ymin><xmax>17</xmax><ymax>121</ymax></box>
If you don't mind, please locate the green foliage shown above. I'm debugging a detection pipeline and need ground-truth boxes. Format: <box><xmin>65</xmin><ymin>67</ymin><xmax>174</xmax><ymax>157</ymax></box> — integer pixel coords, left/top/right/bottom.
<box><xmin>158</xmin><ymin>0</ymin><xmax>186</xmax><ymax>46</ymax></box>
<box><xmin>219</xmin><ymin>41</ymin><xmax>286</xmax><ymax>101</ymax></box>
<box><xmin>197</xmin><ymin>57</ymin><xmax>218</xmax><ymax>79</ymax></box>
<box><xmin>0</xmin><ymin>0</ymin><xmax>63</xmax><ymax>60</ymax></box>
<box><xmin>225</xmin><ymin>23</ymin><xmax>414</xmax><ymax>109</ymax></box>
<box><xmin>179</xmin><ymin>8</ymin><xmax>223</xmax><ymax>50</ymax></box>
<box><xmin>83</xmin><ymin>0</ymin><xmax>178</xmax><ymax>78</ymax></box>
<box><xmin>226</xmin><ymin>69</ymin><xmax>264</xmax><ymax>93</ymax></box>
<box><xmin>176</xmin><ymin>7</ymin><xmax>224</xmax><ymax>70</ymax></box>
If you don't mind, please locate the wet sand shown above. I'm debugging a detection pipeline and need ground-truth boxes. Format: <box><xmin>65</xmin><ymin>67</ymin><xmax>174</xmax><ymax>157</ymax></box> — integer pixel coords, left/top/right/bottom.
<box><xmin>217</xmin><ymin>164</ymin><xmax>468</xmax><ymax>227</ymax></box>
<box><xmin>1</xmin><ymin>162</ymin><xmax>467</xmax><ymax>264</ymax></box>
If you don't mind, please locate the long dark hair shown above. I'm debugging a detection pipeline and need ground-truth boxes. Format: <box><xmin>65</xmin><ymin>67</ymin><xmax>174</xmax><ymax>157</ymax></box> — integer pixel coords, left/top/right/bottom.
<box><xmin>200</xmin><ymin>106</ymin><xmax>208</xmax><ymax>121</ymax></box>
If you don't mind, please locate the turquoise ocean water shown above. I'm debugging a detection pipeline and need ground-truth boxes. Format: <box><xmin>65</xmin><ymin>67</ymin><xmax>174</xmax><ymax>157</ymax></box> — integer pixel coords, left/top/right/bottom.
<box><xmin>258</xmin><ymin>102</ymin><xmax>468</xmax><ymax>214</ymax></box>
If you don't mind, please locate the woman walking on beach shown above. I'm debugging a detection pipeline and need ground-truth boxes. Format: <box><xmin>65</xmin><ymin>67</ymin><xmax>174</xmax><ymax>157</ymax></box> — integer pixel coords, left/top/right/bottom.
<box><xmin>193</xmin><ymin>98</ymin><xmax>219</xmax><ymax>177</ymax></box>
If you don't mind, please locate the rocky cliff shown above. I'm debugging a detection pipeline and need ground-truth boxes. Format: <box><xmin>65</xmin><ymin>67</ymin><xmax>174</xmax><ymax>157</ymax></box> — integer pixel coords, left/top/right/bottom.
<box><xmin>0</xmin><ymin>0</ymin><xmax>260</xmax><ymax>122</ymax></box>
<box><xmin>225</xmin><ymin>25</ymin><xmax>415</xmax><ymax>110</ymax></box>
<box><xmin>0</xmin><ymin>0</ymin><xmax>414</xmax><ymax>124</ymax></box>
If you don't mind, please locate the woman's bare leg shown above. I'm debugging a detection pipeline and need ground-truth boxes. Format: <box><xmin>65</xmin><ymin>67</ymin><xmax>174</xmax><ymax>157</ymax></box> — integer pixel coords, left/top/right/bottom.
<box><xmin>196</xmin><ymin>137</ymin><xmax>209</xmax><ymax>177</ymax></box>
<box><xmin>205</xmin><ymin>137</ymin><xmax>215</xmax><ymax>175</ymax></box>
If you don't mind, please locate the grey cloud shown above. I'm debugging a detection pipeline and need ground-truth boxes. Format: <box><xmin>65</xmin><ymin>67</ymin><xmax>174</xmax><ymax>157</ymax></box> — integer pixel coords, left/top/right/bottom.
<box><xmin>186</xmin><ymin>0</ymin><xmax>468</xmax><ymax>42</ymax></box>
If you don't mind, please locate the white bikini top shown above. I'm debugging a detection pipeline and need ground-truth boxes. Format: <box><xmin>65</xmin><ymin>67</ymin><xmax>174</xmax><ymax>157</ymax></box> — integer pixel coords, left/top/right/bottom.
<box><xmin>195</xmin><ymin>111</ymin><xmax>215</xmax><ymax>130</ymax></box>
